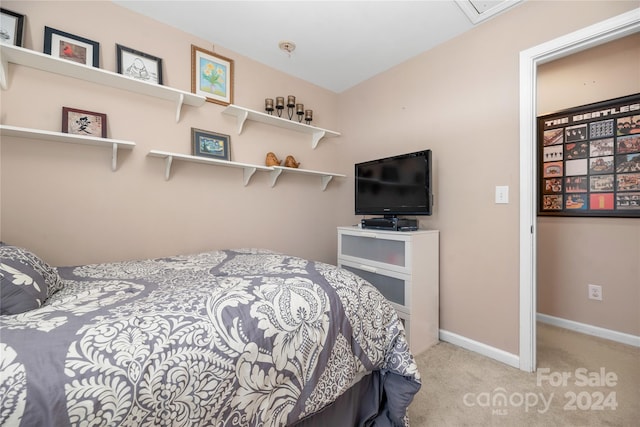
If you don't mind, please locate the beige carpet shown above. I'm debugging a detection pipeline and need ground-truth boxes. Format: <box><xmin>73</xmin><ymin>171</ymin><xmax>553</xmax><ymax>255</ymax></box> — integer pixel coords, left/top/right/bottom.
<box><xmin>408</xmin><ymin>323</ymin><xmax>639</xmax><ymax>426</ymax></box>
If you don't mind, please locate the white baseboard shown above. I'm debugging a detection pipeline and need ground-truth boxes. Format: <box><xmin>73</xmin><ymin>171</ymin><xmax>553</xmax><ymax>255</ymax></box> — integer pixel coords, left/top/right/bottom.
<box><xmin>438</xmin><ymin>329</ymin><xmax>520</xmax><ymax>369</ymax></box>
<box><xmin>439</xmin><ymin>316</ymin><xmax>640</xmax><ymax>370</ymax></box>
<box><xmin>537</xmin><ymin>313</ymin><xmax>640</xmax><ymax>348</ymax></box>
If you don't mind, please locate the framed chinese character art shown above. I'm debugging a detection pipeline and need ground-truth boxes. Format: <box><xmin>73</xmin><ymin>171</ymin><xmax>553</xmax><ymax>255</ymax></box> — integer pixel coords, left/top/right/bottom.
<box><xmin>62</xmin><ymin>107</ymin><xmax>107</xmax><ymax>138</ymax></box>
<box><xmin>538</xmin><ymin>93</ymin><xmax>640</xmax><ymax>217</ymax></box>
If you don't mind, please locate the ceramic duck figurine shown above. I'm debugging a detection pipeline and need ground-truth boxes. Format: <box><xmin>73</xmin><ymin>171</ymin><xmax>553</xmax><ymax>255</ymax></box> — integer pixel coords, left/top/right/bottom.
<box><xmin>265</xmin><ymin>152</ymin><xmax>281</xmax><ymax>166</ymax></box>
<box><xmin>284</xmin><ymin>155</ymin><xmax>300</xmax><ymax>168</ymax></box>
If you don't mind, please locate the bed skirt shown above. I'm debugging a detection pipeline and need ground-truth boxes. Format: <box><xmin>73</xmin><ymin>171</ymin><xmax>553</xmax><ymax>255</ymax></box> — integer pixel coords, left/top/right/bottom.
<box><xmin>293</xmin><ymin>370</ymin><xmax>417</xmax><ymax>426</ymax></box>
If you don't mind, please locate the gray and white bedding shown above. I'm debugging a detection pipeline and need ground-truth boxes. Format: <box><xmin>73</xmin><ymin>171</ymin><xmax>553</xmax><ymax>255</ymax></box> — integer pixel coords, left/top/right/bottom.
<box><xmin>1</xmin><ymin>245</ymin><xmax>421</xmax><ymax>426</ymax></box>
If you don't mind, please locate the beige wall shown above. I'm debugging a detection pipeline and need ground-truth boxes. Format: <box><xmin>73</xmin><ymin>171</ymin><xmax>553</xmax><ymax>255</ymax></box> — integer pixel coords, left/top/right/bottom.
<box><xmin>537</xmin><ymin>34</ymin><xmax>640</xmax><ymax>336</ymax></box>
<box><xmin>1</xmin><ymin>1</ymin><xmax>344</xmax><ymax>266</ymax></box>
<box><xmin>1</xmin><ymin>1</ymin><xmax>637</xmax><ymax>357</ymax></box>
<box><xmin>338</xmin><ymin>0</ymin><xmax>638</xmax><ymax>354</ymax></box>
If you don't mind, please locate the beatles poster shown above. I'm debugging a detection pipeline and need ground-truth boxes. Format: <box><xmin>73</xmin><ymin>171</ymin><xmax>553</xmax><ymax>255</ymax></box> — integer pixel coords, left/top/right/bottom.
<box><xmin>538</xmin><ymin>93</ymin><xmax>640</xmax><ymax>217</ymax></box>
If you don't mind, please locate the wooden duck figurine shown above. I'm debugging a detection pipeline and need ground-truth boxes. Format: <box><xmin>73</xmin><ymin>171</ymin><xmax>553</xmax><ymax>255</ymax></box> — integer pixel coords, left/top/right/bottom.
<box><xmin>284</xmin><ymin>155</ymin><xmax>300</xmax><ymax>168</ymax></box>
<box><xmin>265</xmin><ymin>152</ymin><xmax>281</xmax><ymax>166</ymax></box>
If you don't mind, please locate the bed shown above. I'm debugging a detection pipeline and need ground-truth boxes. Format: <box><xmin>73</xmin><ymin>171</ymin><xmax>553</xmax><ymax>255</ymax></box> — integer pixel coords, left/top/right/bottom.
<box><xmin>0</xmin><ymin>244</ymin><xmax>421</xmax><ymax>426</ymax></box>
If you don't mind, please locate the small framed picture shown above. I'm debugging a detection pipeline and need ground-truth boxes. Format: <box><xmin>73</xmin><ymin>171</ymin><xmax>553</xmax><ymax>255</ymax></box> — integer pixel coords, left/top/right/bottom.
<box><xmin>191</xmin><ymin>45</ymin><xmax>234</xmax><ymax>106</ymax></box>
<box><xmin>62</xmin><ymin>107</ymin><xmax>107</xmax><ymax>138</ymax></box>
<box><xmin>116</xmin><ymin>44</ymin><xmax>163</xmax><ymax>85</ymax></box>
<box><xmin>0</xmin><ymin>8</ymin><xmax>25</xmax><ymax>47</ymax></box>
<box><xmin>44</xmin><ymin>26</ymin><xmax>99</xmax><ymax>67</ymax></box>
<box><xmin>191</xmin><ymin>128</ymin><xmax>230</xmax><ymax>161</ymax></box>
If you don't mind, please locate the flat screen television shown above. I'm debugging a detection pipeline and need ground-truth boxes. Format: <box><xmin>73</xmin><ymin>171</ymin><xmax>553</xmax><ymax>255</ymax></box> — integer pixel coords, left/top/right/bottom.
<box><xmin>355</xmin><ymin>149</ymin><xmax>432</xmax><ymax>217</ymax></box>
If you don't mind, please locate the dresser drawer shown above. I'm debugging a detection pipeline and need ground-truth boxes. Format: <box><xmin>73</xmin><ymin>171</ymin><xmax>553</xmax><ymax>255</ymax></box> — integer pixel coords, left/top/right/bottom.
<box><xmin>338</xmin><ymin>230</ymin><xmax>410</xmax><ymax>272</ymax></box>
<box><xmin>339</xmin><ymin>260</ymin><xmax>411</xmax><ymax>313</ymax></box>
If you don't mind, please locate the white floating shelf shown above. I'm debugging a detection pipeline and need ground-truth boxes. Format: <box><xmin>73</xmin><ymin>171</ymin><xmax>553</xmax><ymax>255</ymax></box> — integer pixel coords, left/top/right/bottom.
<box><xmin>0</xmin><ymin>124</ymin><xmax>135</xmax><ymax>171</ymax></box>
<box><xmin>0</xmin><ymin>44</ymin><xmax>206</xmax><ymax>122</ymax></box>
<box><xmin>222</xmin><ymin>104</ymin><xmax>341</xmax><ymax>149</ymax></box>
<box><xmin>270</xmin><ymin>166</ymin><xmax>345</xmax><ymax>191</ymax></box>
<box><xmin>147</xmin><ymin>150</ymin><xmax>272</xmax><ymax>185</ymax></box>
<box><xmin>147</xmin><ymin>150</ymin><xmax>345</xmax><ymax>190</ymax></box>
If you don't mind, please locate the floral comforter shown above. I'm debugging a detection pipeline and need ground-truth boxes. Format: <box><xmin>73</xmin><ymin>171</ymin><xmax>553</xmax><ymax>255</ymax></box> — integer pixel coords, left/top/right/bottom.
<box><xmin>1</xmin><ymin>248</ymin><xmax>420</xmax><ymax>426</ymax></box>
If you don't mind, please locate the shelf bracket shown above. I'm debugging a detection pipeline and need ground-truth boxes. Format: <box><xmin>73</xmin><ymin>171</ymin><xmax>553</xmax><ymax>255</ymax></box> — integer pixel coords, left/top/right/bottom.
<box><xmin>111</xmin><ymin>143</ymin><xmax>119</xmax><ymax>171</ymax></box>
<box><xmin>242</xmin><ymin>166</ymin><xmax>257</xmax><ymax>186</ymax></box>
<box><xmin>0</xmin><ymin>56</ymin><xmax>8</xmax><ymax>90</ymax></box>
<box><xmin>269</xmin><ymin>168</ymin><xmax>283</xmax><ymax>187</ymax></box>
<box><xmin>320</xmin><ymin>175</ymin><xmax>333</xmax><ymax>191</ymax></box>
<box><xmin>163</xmin><ymin>155</ymin><xmax>174</xmax><ymax>180</ymax></box>
<box><xmin>311</xmin><ymin>130</ymin><xmax>326</xmax><ymax>149</ymax></box>
<box><xmin>235</xmin><ymin>109</ymin><xmax>249</xmax><ymax>135</ymax></box>
<box><xmin>175</xmin><ymin>93</ymin><xmax>184</xmax><ymax>123</ymax></box>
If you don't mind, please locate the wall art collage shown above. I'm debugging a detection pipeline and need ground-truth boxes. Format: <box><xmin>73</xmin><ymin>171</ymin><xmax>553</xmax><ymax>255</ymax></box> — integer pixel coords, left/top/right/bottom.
<box><xmin>538</xmin><ymin>93</ymin><xmax>640</xmax><ymax>217</ymax></box>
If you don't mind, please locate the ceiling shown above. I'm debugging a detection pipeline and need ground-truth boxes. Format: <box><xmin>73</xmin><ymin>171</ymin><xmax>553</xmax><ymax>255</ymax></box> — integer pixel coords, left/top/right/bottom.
<box><xmin>113</xmin><ymin>1</ymin><xmax>523</xmax><ymax>93</ymax></box>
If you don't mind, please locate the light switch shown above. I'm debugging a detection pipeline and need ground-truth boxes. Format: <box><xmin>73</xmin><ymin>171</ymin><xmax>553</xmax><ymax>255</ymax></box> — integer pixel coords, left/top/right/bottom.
<box><xmin>495</xmin><ymin>185</ymin><xmax>509</xmax><ymax>204</ymax></box>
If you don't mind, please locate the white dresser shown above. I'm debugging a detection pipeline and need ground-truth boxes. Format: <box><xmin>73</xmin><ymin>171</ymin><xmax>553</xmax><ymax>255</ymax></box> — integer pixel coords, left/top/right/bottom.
<box><xmin>337</xmin><ymin>226</ymin><xmax>439</xmax><ymax>354</ymax></box>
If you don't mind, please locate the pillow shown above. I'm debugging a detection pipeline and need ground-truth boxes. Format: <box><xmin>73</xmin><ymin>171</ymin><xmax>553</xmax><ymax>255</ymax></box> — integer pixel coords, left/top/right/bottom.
<box><xmin>0</xmin><ymin>243</ymin><xmax>63</xmax><ymax>315</ymax></box>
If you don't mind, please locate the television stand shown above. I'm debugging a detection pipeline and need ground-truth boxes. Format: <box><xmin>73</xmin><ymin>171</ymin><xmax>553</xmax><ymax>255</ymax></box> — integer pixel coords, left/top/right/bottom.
<box><xmin>337</xmin><ymin>226</ymin><xmax>440</xmax><ymax>353</ymax></box>
<box><xmin>361</xmin><ymin>217</ymin><xmax>418</xmax><ymax>231</ymax></box>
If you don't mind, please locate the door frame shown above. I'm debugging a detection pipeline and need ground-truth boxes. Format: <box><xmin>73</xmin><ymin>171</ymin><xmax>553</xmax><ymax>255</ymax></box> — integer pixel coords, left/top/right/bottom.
<box><xmin>518</xmin><ymin>8</ymin><xmax>640</xmax><ymax>372</ymax></box>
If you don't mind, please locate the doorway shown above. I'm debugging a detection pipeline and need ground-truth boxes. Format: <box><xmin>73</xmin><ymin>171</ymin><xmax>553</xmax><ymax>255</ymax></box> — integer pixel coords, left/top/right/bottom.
<box><xmin>518</xmin><ymin>9</ymin><xmax>640</xmax><ymax>372</ymax></box>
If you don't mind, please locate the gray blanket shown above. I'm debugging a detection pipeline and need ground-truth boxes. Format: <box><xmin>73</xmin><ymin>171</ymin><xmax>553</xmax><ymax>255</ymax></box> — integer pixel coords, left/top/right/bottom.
<box><xmin>1</xmin><ymin>248</ymin><xmax>420</xmax><ymax>426</ymax></box>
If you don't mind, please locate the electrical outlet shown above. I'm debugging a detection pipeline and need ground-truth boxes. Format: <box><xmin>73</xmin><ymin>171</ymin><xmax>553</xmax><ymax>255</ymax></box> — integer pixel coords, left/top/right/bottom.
<box><xmin>588</xmin><ymin>284</ymin><xmax>602</xmax><ymax>301</ymax></box>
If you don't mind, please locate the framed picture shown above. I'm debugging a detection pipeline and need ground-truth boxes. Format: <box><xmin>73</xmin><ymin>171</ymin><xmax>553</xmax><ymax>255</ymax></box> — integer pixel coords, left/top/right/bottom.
<box><xmin>191</xmin><ymin>45</ymin><xmax>234</xmax><ymax>106</ymax></box>
<box><xmin>191</xmin><ymin>128</ymin><xmax>230</xmax><ymax>161</ymax></box>
<box><xmin>116</xmin><ymin>44</ymin><xmax>163</xmax><ymax>85</ymax></box>
<box><xmin>0</xmin><ymin>8</ymin><xmax>25</xmax><ymax>46</ymax></box>
<box><xmin>537</xmin><ymin>93</ymin><xmax>640</xmax><ymax>217</ymax></box>
<box><xmin>62</xmin><ymin>107</ymin><xmax>107</xmax><ymax>138</ymax></box>
<box><xmin>44</xmin><ymin>26</ymin><xmax>99</xmax><ymax>67</ymax></box>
